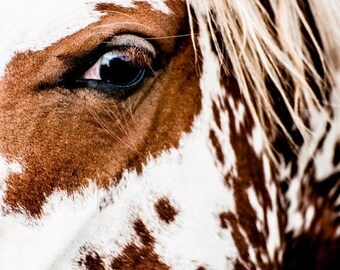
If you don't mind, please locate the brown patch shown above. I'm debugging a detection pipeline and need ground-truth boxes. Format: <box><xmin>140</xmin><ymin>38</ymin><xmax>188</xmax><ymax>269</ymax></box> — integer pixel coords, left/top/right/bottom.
<box><xmin>220</xmin><ymin>212</ymin><xmax>252</xmax><ymax>267</ymax></box>
<box><xmin>133</xmin><ymin>219</ymin><xmax>155</xmax><ymax>246</ymax></box>
<box><xmin>212</xmin><ymin>101</ymin><xmax>222</xmax><ymax>130</ymax></box>
<box><xmin>78</xmin><ymin>251</ymin><xmax>105</xmax><ymax>270</ymax></box>
<box><xmin>280</xmin><ymin>180</ymin><xmax>289</xmax><ymax>195</ymax></box>
<box><xmin>0</xmin><ymin>0</ymin><xmax>202</xmax><ymax>216</ymax></box>
<box><xmin>219</xmin><ymin>212</ymin><xmax>228</xmax><ymax>229</ymax></box>
<box><xmin>209</xmin><ymin>129</ymin><xmax>225</xmax><ymax>164</ymax></box>
<box><xmin>233</xmin><ymin>259</ymin><xmax>247</xmax><ymax>270</ymax></box>
<box><xmin>283</xmin><ymin>233</ymin><xmax>340</xmax><ymax>270</ymax></box>
<box><xmin>110</xmin><ymin>244</ymin><xmax>169</xmax><ymax>270</ymax></box>
<box><xmin>155</xmin><ymin>197</ymin><xmax>178</xmax><ymax>224</ymax></box>
<box><xmin>110</xmin><ymin>219</ymin><xmax>169</xmax><ymax>269</ymax></box>
<box><xmin>224</xmin><ymin>172</ymin><xmax>236</xmax><ymax>188</ymax></box>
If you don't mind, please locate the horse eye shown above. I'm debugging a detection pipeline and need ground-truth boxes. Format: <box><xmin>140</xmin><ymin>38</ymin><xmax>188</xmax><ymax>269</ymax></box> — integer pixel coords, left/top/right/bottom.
<box><xmin>89</xmin><ymin>51</ymin><xmax>145</xmax><ymax>85</ymax></box>
<box><xmin>63</xmin><ymin>35</ymin><xmax>156</xmax><ymax>99</ymax></box>
<box><xmin>80</xmin><ymin>50</ymin><xmax>149</xmax><ymax>98</ymax></box>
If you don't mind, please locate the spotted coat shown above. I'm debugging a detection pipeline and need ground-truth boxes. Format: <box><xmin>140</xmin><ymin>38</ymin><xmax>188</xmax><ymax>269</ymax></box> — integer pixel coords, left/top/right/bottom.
<box><xmin>0</xmin><ymin>0</ymin><xmax>338</xmax><ymax>269</ymax></box>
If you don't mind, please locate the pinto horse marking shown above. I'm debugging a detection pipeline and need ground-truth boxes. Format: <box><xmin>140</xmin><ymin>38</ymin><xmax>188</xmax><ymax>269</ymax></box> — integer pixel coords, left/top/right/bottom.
<box><xmin>0</xmin><ymin>0</ymin><xmax>339</xmax><ymax>269</ymax></box>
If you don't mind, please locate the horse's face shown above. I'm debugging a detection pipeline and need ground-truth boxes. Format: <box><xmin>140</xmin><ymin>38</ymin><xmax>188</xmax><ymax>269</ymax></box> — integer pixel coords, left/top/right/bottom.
<box><xmin>1</xmin><ymin>1</ymin><xmax>271</xmax><ymax>269</ymax></box>
<box><xmin>11</xmin><ymin>0</ymin><xmax>340</xmax><ymax>269</ymax></box>
<box><xmin>1</xmin><ymin>1</ymin><xmax>338</xmax><ymax>269</ymax></box>
<box><xmin>0</xmin><ymin>0</ymin><xmax>286</xmax><ymax>269</ymax></box>
<box><xmin>0</xmin><ymin>0</ymin><xmax>203</xmax><ymax>216</ymax></box>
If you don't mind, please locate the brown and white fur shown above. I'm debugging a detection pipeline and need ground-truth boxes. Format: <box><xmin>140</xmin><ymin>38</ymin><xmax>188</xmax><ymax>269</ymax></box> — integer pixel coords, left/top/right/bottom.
<box><xmin>0</xmin><ymin>0</ymin><xmax>339</xmax><ymax>269</ymax></box>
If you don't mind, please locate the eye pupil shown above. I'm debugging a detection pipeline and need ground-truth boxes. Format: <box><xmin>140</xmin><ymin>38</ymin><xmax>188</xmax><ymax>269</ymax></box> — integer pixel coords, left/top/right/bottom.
<box><xmin>99</xmin><ymin>56</ymin><xmax>143</xmax><ymax>85</ymax></box>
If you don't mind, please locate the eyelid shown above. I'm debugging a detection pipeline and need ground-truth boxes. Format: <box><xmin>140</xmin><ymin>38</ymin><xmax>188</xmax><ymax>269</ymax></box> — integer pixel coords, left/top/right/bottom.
<box><xmin>108</xmin><ymin>34</ymin><xmax>156</xmax><ymax>58</ymax></box>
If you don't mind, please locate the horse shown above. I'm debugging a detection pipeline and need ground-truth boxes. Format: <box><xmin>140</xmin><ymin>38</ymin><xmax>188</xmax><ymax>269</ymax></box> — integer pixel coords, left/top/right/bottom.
<box><xmin>0</xmin><ymin>0</ymin><xmax>338</xmax><ymax>269</ymax></box>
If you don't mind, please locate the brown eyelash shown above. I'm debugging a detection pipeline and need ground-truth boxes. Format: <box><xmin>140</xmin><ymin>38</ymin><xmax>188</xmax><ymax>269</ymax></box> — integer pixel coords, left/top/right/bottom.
<box><xmin>117</xmin><ymin>46</ymin><xmax>153</xmax><ymax>68</ymax></box>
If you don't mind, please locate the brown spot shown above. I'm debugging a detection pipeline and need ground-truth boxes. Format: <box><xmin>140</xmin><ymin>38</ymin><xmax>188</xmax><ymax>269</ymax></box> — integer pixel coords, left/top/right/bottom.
<box><xmin>78</xmin><ymin>251</ymin><xmax>105</xmax><ymax>270</ymax></box>
<box><xmin>133</xmin><ymin>219</ymin><xmax>154</xmax><ymax>246</ymax></box>
<box><xmin>219</xmin><ymin>212</ymin><xmax>229</xmax><ymax>229</ymax></box>
<box><xmin>220</xmin><ymin>212</ymin><xmax>252</xmax><ymax>266</ymax></box>
<box><xmin>212</xmin><ymin>101</ymin><xmax>222</xmax><ymax>130</ymax></box>
<box><xmin>224</xmin><ymin>172</ymin><xmax>236</xmax><ymax>188</ymax></box>
<box><xmin>110</xmin><ymin>244</ymin><xmax>169</xmax><ymax>270</ymax></box>
<box><xmin>155</xmin><ymin>197</ymin><xmax>178</xmax><ymax>224</ymax></box>
<box><xmin>233</xmin><ymin>259</ymin><xmax>247</xmax><ymax>270</ymax></box>
<box><xmin>280</xmin><ymin>180</ymin><xmax>289</xmax><ymax>195</ymax></box>
<box><xmin>233</xmin><ymin>180</ymin><xmax>267</xmax><ymax>250</ymax></box>
<box><xmin>110</xmin><ymin>219</ymin><xmax>169</xmax><ymax>269</ymax></box>
<box><xmin>209</xmin><ymin>129</ymin><xmax>225</xmax><ymax>164</ymax></box>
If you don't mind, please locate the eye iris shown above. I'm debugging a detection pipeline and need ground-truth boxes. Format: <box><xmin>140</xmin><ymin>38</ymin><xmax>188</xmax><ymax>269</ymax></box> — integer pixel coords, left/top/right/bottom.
<box><xmin>99</xmin><ymin>55</ymin><xmax>143</xmax><ymax>85</ymax></box>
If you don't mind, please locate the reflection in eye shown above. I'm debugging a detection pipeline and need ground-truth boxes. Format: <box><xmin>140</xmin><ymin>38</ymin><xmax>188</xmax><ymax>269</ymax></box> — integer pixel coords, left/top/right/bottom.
<box><xmin>66</xmin><ymin>35</ymin><xmax>156</xmax><ymax>99</ymax></box>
